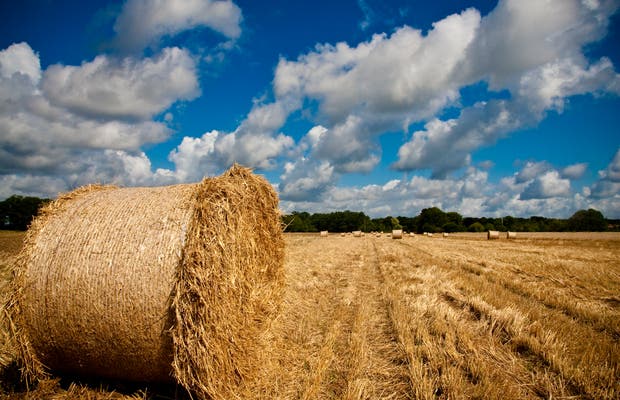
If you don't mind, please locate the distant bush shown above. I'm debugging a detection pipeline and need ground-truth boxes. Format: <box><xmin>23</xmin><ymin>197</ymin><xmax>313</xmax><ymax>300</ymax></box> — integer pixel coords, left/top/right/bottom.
<box><xmin>0</xmin><ymin>195</ymin><xmax>50</xmax><ymax>230</ymax></box>
<box><xmin>568</xmin><ymin>209</ymin><xmax>606</xmax><ymax>231</ymax></box>
<box><xmin>468</xmin><ymin>222</ymin><xmax>485</xmax><ymax>232</ymax></box>
<box><xmin>442</xmin><ymin>222</ymin><xmax>464</xmax><ymax>233</ymax></box>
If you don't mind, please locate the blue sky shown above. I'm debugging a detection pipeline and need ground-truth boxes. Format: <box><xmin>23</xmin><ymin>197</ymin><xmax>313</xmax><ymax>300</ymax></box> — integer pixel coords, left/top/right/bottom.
<box><xmin>1</xmin><ymin>0</ymin><xmax>619</xmax><ymax>218</ymax></box>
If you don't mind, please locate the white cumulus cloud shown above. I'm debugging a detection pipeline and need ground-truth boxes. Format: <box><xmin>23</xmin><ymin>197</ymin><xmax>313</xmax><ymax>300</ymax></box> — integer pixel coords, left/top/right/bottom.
<box><xmin>167</xmin><ymin>130</ymin><xmax>220</xmax><ymax>182</ymax></box>
<box><xmin>275</xmin><ymin>8</ymin><xmax>480</xmax><ymax>123</ymax></box>
<box><xmin>113</xmin><ymin>0</ymin><xmax>243</xmax><ymax>53</ymax></box>
<box><xmin>460</xmin><ymin>0</ymin><xmax>618</xmax><ymax>88</ymax></box>
<box><xmin>0</xmin><ymin>42</ymin><xmax>41</xmax><ymax>83</ymax></box>
<box><xmin>393</xmin><ymin>101</ymin><xmax>518</xmax><ymax>177</ymax></box>
<box><xmin>515</xmin><ymin>161</ymin><xmax>553</xmax><ymax>184</ymax></box>
<box><xmin>393</xmin><ymin>0</ymin><xmax>620</xmax><ymax>177</ymax></box>
<box><xmin>520</xmin><ymin>170</ymin><xmax>572</xmax><ymax>200</ymax></box>
<box><xmin>278</xmin><ymin>159</ymin><xmax>336</xmax><ymax>201</ymax></box>
<box><xmin>0</xmin><ymin>42</ymin><xmax>202</xmax><ymax>197</ymax></box>
<box><xmin>561</xmin><ymin>162</ymin><xmax>588</xmax><ymax>179</ymax></box>
<box><xmin>42</xmin><ymin>47</ymin><xmax>199</xmax><ymax>120</ymax></box>
<box><xmin>589</xmin><ymin>148</ymin><xmax>620</xmax><ymax>200</ymax></box>
<box><xmin>272</xmin><ymin>0</ymin><xmax>619</xmax><ymax>183</ymax></box>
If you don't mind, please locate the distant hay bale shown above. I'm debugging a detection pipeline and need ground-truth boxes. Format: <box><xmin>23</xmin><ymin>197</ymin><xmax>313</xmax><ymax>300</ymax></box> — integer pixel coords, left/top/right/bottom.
<box><xmin>487</xmin><ymin>230</ymin><xmax>500</xmax><ymax>240</ymax></box>
<box><xmin>427</xmin><ymin>233</ymin><xmax>433</xmax><ymax>237</ymax></box>
<box><xmin>320</xmin><ymin>230</ymin><xmax>328</xmax><ymax>237</ymax></box>
<box><xmin>392</xmin><ymin>229</ymin><xmax>403</xmax><ymax>239</ymax></box>
<box><xmin>352</xmin><ymin>230</ymin><xmax>362</xmax><ymax>237</ymax></box>
<box><xmin>506</xmin><ymin>231</ymin><xmax>517</xmax><ymax>239</ymax></box>
<box><xmin>409</xmin><ymin>233</ymin><xmax>415</xmax><ymax>237</ymax></box>
<box><xmin>443</xmin><ymin>233</ymin><xmax>449</xmax><ymax>238</ymax></box>
<box><xmin>8</xmin><ymin>165</ymin><xmax>284</xmax><ymax>400</ymax></box>
<box><xmin>341</xmin><ymin>233</ymin><xmax>346</xmax><ymax>237</ymax></box>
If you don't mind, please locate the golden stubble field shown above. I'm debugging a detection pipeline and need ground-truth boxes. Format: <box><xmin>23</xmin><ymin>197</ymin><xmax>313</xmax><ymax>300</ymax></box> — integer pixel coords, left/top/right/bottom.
<box><xmin>1</xmin><ymin>230</ymin><xmax>619</xmax><ymax>399</ymax></box>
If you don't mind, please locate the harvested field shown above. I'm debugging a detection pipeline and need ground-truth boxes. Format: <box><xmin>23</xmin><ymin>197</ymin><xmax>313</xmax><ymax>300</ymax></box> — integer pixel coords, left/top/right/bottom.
<box><xmin>1</xmin><ymin>231</ymin><xmax>619</xmax><ymax>399</ymax></box>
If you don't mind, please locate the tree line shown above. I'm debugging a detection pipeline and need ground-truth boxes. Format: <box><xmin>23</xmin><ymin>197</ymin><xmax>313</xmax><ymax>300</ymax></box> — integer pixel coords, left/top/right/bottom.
<box><xmin>0</xmin><ymin>195</ymin><xmax>615</xmax><ymax>232</ymax></box>
<box><xmin>283</xmin><ymin>207</ymin><xmax>616</xmax><ymax>233</ymax></box>
<box><xmin>0</xmin><ymin>195</ymin><xmax>50</xmax><ymax>230</ymax></box>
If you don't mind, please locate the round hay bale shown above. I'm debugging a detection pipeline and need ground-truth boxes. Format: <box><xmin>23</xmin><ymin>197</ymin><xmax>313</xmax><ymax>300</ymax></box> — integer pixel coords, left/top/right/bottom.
<box><xmin>443</xmin><ymin>233</ymin><xmax>449</xmax><ymax>238</ymax></box>
<box><xmin>8</xmin><ymin>165</ymin><xmax>284</xmax><ymax>399</ymax></box>
<box><xmin>487</xmin><ymin>230</ymin><xmax>500</xmax><ymax>240</ymax></box>
<box><xmin>352</xmin><ymin>230</ymin><xmax>362</xmax><ymax>237</ymax></box>
<box><xmin>506</xmin><ymin>231</ymin><xmax>517</xmax><ymax>239</ymax></box>
<box><xmin>320</xmin><ymin>230</ymin><xmax>328</xmax><ymax>237</ymax></box>
<box><xmin>391</xmin><ymin>229</ymin><xmax>403</xmax><ymax>239</ymax></box>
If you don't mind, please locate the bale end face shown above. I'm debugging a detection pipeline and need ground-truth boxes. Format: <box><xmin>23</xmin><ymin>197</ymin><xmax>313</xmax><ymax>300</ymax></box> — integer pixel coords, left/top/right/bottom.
<box><xmin>172</xmin><ymin>165</ymin><xmax>285</xmax><ymax>398</ymax></box>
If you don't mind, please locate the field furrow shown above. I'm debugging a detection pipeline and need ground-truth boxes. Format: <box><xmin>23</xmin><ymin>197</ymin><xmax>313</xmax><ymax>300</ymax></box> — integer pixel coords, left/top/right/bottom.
<box><xmin>249</xmin><ymin>236</ymin><xmax>413</xmax><ymax>400</ymax></box>
<box><xmin>392</xmin><ymin>235</ymin><xmax>620</xmax><ymax>399</ymax></box>
<box><xmin>398</xmin><ymin>237</ymin><xmax>620</xmax><ymax>342</ymax></box>
<box><xmin>375</xmin><ymin>241</ymin><xmax>553</xmax><ymax>399</ymax></box>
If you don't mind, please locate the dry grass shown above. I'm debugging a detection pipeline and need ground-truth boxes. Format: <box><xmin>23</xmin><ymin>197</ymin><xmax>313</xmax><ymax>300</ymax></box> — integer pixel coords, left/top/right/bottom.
<box><xmin>1</xmin><ymin>231</ymin><xmax>619</xmax><ymax>399</ymax></box>
<box><xmin>0</xmin><ymin>231</ymin><xmax>24</xmax><ymax>373</ymax></box>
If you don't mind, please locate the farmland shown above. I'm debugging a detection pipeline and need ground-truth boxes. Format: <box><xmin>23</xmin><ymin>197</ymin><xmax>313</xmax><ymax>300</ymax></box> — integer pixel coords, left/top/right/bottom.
<box><xmin>1</xmin><ymin>231</ymin><xmax>619</xmax><ymax>399</ymax></box>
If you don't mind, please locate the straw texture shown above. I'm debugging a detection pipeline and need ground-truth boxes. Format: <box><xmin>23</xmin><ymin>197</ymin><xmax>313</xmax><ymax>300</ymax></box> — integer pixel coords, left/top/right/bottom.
<box><xmin>8</xmin><ymin>165</ymin><xmax>284</xmax><ymax>399</ymax></box>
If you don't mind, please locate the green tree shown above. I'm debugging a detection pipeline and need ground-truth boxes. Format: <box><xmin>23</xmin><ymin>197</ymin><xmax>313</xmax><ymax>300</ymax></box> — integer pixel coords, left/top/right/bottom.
<box><xmin>484</xmin><ymin>222</ymin><xmax>496</xmax><ymax>231</ymax></box>
<box><xmin>463</xmin><ymin>217</ymin><xmax>479</xmax><ymax>227</ymax></box>
<box><xmin>374</xmin><ymin>216</ymin><xmax>396</xmax><ymax>232</ymax></box>
<box><xmin>547</xmin><ymin>218</ymin><xmax>568</xmax><ymax>232</ymax></box>
<box><xmin>417</xmin><ymin>207</ymin><xmax>447</xmax><ymax>233</ymax></box>
<box><xmin>422</xmin><ymin>223</ymin><xmax>440</xmax><ymax>233</ymax></box>
<box><xmin>370</xmin><ymin>218</ymin><xmax>386</xmax><ymax>232</ymax></box>
<box><xmin>0</xmin><ymin>195</ymin><xmax>49</xmax><ymax>230</ymax></box>
<box><xmin>492</xmin><ymin>218</ymin><xmax>506</xmax><ymax>231</ymax></box>
<box><xmin>503</xmin><ymin>216</ymin><xmax>515</xmax><ymax>230</ymax></box>
<box><xmin>468</xmin><ymin>222</ymin><xmax>485</xmax><ymax>232</ymax></box>
<box><xmin>442</xmin><ymin>222</ymin><xmax>463</xmax><ymax>233</ymax></box>
<box><xmin>391</xmin><ymin>217</ymin><xmax>402</xmax><ymax>230</ymax></box>
<box><xmin>309</xmin><ymin>210</ymin><xmax>370</xmax><ymax>232</ymax></box>
<box><xmin>396</xmin><ymin>216</ymin><xmax>417</xmax><ymax>232</ymax></box>
<box><xmin>446</xmin><ymin>212</ymin><xmax>463</xmax><ymax>226</ymax></box>
<box><xmin>568</xmin><ymin>209</ymin><xmax>607</xmax><ymax>231</ymax></box>
<box><xmin>282</xmin><ymin>211</ymin><xmax>316</xmax><ymax>232</ymax></box>
<box><xmin>444</xmin><ymin>211</ymin><xmax>465</xmax><ymax>232</ymax></box>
